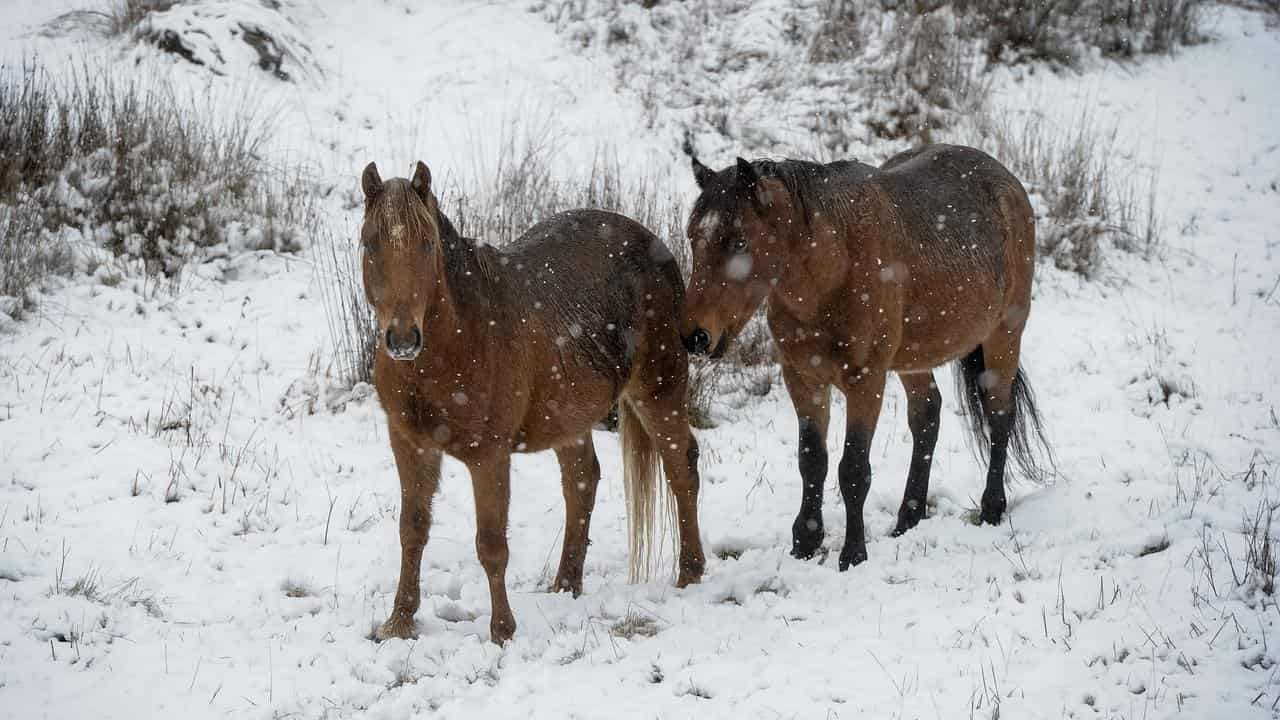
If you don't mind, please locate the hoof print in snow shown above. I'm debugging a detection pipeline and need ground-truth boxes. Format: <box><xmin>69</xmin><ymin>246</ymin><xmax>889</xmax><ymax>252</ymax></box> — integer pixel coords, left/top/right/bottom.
<box><xmin>1136</xmin><ymin>536</ymin><xmax>1171</xmax><ymax>558</ymax></box>
<box><xmin>434</xmin><ymin>601</ymin><xmax>478</xmax><ymax>623</ymax></box>
<box><xmin>1125</xmin><ymin>368</ymin><xmax>1198</xmax><ymax>417</ymax></box>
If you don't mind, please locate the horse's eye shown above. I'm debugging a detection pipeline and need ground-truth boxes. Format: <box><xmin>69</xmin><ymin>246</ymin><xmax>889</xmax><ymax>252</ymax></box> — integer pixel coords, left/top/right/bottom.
<box><xmin>731</xmin><ymin>236</ymin><xmax>748</xmax><ymax>253</ymax></box>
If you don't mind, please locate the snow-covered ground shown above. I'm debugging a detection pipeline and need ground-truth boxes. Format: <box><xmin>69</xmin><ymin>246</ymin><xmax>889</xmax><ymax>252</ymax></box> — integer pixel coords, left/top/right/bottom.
<box><xmin>2</xmin><ymin>2</ymin><xmax>1279</xmax><ymax>718</ymax></box>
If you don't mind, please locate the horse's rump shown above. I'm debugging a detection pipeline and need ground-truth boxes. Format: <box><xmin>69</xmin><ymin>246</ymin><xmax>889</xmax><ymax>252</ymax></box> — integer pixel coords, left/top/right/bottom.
<box><xmin>503</xmin><ymin>209</ymin><xmax>684</xmax><ymax>379</ymax></box>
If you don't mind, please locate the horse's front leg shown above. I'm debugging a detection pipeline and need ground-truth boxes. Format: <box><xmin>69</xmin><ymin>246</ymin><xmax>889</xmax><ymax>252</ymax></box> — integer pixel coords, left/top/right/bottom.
<box><xmin>837</xmin><ymin>370</ymin><xmax>886</xmax><ymax>571</ymax></box>
<box><xmin>376</xmin><ymin>433</ymin><xmax>442</xmax><ymax>641</ymax></box>
<box><xmin>782</xmin><ymin>364</ymin><xmax>831</xmax><ymax>560</ymax></box>
<box><xmin>468</xmin><ymin>455</ymin><xmax>516</xmax><ymax>644</ymax></box>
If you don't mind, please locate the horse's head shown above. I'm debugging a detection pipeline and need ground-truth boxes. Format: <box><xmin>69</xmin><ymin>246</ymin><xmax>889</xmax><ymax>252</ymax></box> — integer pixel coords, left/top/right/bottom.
<box><xmin>680</xmin><ymin>155</ymin><xmax>800</xmax><ymax>358</ymax></box>
<box><xmin>359</xmin><ymin>161</ymin><xmax>442</xmax><ymax>362</ymax></box>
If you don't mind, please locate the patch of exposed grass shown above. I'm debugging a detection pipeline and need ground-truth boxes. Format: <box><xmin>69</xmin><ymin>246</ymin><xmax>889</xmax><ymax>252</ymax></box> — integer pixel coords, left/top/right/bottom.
<box><xmin>610</xmin><ymin>609</ymin><xmax>661</xmax><ymax>639</ymax></box>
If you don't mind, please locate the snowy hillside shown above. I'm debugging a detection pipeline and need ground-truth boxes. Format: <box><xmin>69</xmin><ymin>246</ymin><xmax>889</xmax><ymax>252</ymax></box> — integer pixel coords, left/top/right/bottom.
<box><xmin>2</xmin><ymin>2</ymin><xmax>1279</xmax><ymax>718</ymax></box>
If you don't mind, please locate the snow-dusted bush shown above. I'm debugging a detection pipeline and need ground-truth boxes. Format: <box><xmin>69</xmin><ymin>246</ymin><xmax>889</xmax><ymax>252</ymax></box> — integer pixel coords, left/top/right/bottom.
<box><xmin>0</xmin><ymin>203</ymin><xmax>72</xmax><ymax>323</ymax></box>
<box><xmin>951</xmin><ymin>0</ymin><xmax>1205</xmax><ymax>64</ymax></box>
<box><xmin>957</xmin><ymin>107</ymin><xmax>1159</xmax><ymax>277</ymax></box>
<box><xmin>108</xmin><ymin>0</ymin><xmax>181</xmax><ymax>36</ymax></box>
<box><xmin>0</xmin><ymin>61</ymin><xmax>304</xmax><ymax>315</ymax></box>
<box><xmin>542</xmin><ymin>0</ymin><xmax>1205</xmax><ymax>155</ymax></box>
<box><xmin>538</xmin><ymin>2</ymin><xmax>1168</xmax><ymax>277</ymax></box>
<box><xmin>44</xmin><ymin>1</ymin><xmax>317</xmax><ymax>82</ymax></box>
<box><xmin>130</xmin><ymin>0</ymin><xmax>318</xmax><ymax>82</ymax></box>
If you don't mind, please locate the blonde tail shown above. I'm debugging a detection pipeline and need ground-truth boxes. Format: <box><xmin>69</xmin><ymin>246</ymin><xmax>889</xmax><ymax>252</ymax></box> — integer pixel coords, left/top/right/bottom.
<box><xmin>619</xmin><ymin>400</ymin><xmax>676</xmax><ymax>582</ymax></box>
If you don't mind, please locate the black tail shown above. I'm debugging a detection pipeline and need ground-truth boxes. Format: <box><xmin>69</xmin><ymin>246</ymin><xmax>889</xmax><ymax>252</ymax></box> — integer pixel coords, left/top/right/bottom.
<box><xmin>955</xmin><ymin>346</ymin><xmax>1055</xmax><ymax>484</ymax></box>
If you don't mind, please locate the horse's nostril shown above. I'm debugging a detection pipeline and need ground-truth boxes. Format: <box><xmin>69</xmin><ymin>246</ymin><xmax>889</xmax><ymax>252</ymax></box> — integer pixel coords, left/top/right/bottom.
<box><xmin>684</xmin><ymin>328</ymin><xmax>711</xmax><ymax>355</ymax></box>
<box><xmin>385</xmin><ymin>326</ymin><xmax>423</xmax><ymax>359</ymax></box>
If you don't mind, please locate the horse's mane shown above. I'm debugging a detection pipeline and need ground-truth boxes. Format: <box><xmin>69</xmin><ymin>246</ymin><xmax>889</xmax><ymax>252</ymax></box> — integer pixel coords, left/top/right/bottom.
<box><xmin>434</xmin><ymin>207</ymin><xmax>499</xmax><ymax>281</ymax></box>
<box><xmin>693</xmin><ymin>158</ymin><xmax>876</xmax><ymax>229</ymax></box>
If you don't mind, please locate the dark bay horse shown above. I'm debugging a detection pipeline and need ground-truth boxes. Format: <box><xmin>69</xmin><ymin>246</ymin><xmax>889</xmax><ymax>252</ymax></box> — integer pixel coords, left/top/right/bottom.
<box><xmin>679</xmin><ymin>144</ymin><xmax>1051</xmax><ymax>570</ymax></box>
<box><xmin>360</xmin><ymin>161</ymin><xmax>705</xmax><ymax>644</ymax></box>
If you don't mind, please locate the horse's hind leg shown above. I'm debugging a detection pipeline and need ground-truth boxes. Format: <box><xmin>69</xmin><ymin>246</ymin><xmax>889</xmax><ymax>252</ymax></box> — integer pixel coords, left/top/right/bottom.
<box><xmin>782</xmin><ymin>364</ymin><xmax>831</xmax><ymax>560</ymax></box>
<box><xmin>629</xmin><ymin>338</ymin><xmax>706</xmax><ymax>587</ymax></box>
<box><xmin>552</xmin><ymin>434</ymin><xmax>600</xmax><ymax>596</ymax></box>
<box><xmin>893</xmin><ymin>372</ymin><xmax>941</xmax><ymax>536</ymax></box>
<box><xmin>976</xmin><ymin>327</ymin><xmax>1025</xmax><ymax>525</ymax></box>
<box><xmin>632</xmin><ymin>395</ymin><xmax>706</xmax><ymax>587</ymax></box>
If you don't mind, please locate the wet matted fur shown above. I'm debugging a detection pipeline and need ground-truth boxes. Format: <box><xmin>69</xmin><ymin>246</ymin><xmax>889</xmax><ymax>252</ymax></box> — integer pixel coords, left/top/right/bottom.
<box><xmin>680</xmin><ymin>144</ymin><xmax>1052</xmax><ymax>570</ymax></box>
<box><xmin>360</xmin><ymin>161</ymin><xmax>705</xmax><ymax>644</ymax></box>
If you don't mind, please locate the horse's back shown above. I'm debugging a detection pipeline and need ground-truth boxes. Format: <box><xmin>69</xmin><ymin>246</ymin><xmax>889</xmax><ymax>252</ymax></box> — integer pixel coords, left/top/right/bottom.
<box><xmin>499</xmin><ymin>209</ymin><xmax>683</xmax><ymax>381</ymax></box>
<box><xmin>510</xmin><ymin>209</ymin><xmax>678</xmax><ymax>282</ymax></box>
<box><xmin>879</xmin><ymin>144</ymin><xmax>1030</xmax><ymax>219</ymax></box>
<box><xmin>874</xmin><ymin>144</ymin><xmax>1032</xmax><ymax>279</ymax></box>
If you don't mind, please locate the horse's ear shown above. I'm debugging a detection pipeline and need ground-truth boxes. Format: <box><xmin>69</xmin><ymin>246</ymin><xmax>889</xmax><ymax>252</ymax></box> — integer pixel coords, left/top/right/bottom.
<box><xmin>361</xmin><ymin>162</ymin><xmax>383</xmax><ymax>200</ymax></box>
<box><xmin>735</xmin><ymin>157</ymin><xmax>781</xmax><ymax>208</ymax></box>
<box><xmin>691</xmin><ymin>155</ymin><xmax>715</xmax><ymax>189</ymax></box>
<box><xmin>410</xmin><ymin>160</ymin><xmax>432</xmax><ymax>201</ymax></box>
<box><xmin>735</xmin><ymin>157</ymin><xmax>760</xmax><ymax>202</ymax></box>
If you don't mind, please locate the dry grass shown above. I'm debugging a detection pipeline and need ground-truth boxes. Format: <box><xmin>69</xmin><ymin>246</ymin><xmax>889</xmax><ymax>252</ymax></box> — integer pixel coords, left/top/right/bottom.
<box><xmin>315</xmin><ymin>226</ymin><xmax>377</xmax><ymax>388</ymax></box>
<box><xmin>610</xmin><ymin>608</ymin><xmax>661</xmax><ymax>639</ymax></box>
<box><xmin>958</xmin><ymin>107</ymin><xmax>1160</xmax><ymax>276</ymax></box>
<box><xmin>1239</xmin><ymin>497</ymin><xmax>1278</xmax><ymax>598</ymax></box>
<box><xmin>807</xmin><ymin>0</ymin><xmax>1203</xmax><ymax>144</ymax></box>
<box><xmin>949</xmin><ymin>0</ymin><xmax>1204</xmax><ymax>64</ymax></box>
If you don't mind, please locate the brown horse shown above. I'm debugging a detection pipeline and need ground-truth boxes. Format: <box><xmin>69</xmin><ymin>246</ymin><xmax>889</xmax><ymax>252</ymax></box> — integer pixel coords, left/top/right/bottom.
<box><xmin>360</xmin><ymin>161</ymin><xmax>705</xmax><ymax>644</ymax></box>
<box><xmin>679</xmin><ymin>144</ymin><xmax>1051</xmax><ymax>570</ymax></box>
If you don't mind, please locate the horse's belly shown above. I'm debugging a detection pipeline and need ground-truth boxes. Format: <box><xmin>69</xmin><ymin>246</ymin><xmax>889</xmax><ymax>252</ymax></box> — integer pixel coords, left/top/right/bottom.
<box><xmin>513</xmin><ymin>372</ymin><xmax>616</xmax><ymax>452</ymax></box>
<box><xmin>892</xmin><ymin>308</ymin><xmax>997</xmax><ymax>371</ymax></box>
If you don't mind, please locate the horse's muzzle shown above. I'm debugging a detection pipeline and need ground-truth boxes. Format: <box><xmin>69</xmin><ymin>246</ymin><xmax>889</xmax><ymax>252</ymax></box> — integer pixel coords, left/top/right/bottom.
<box><xmin>386</xmin><ymin>326</ymin><xmax>422</xmax><ymax>361</ymax></box>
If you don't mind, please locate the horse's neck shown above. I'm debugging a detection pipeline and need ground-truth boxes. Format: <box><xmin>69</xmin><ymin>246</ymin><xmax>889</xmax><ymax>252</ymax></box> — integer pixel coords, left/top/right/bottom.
<box><xmin>429</xmin><ymin>233</ymin><xmax>496</xmax><ymax>340</ymax></box>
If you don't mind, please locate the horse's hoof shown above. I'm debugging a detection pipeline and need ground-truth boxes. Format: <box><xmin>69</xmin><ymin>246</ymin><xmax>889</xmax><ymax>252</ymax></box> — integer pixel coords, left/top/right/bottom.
<box><xmin>791</xmin><ymin>542</ymin><xmax>826</xmax><ymax>561</ymax></box>
<box><xmin>676</xmin><ymin>563</ymin><xmax>705</xmax><ymax>588</ymax></box>
<box><xmin>490</xmin><ymin>614</ymin><xmax>517</xmax><ymax>645</ymax></box>
<box><xmin>838</xmin><ymin>546</ymin><xmax>868</xmax><ymax>571</ymax></box>
<box><xmin>891</xmin><ymin>517</ymin><xmax>921</xmax><ymax>537</ymax></box>
<box><xmin>893</xmin><ymin>502</ymin><xmax>926</xmax><ymax>536</ymax></box>
<box><xmin>675</xmin><ymin>553</ymin><xmax>706</xmax><ymax>587</ymax></box>
<box><xmin>551</xmin><ymin>573</ymin><xmax>583</xmax><ymax>597</ymax></box>
<box><xmin>374</xmin><ymin>613</ymin><xmax>419</xmax><ymax>642</ymax></box>
<box><xmin>980</xmin><ymin>493</ymin><xmax>1007</xmax><ymax>526</ymax></box>
<box><xmin>791</xmin><ymin>518</ymin><xmax>825</xmax><ymax>559</ymax></box>
<box><xmin>979</xmin><ymin>502</ymin><xmax>1006</xmax><ymax>526</ymax></box>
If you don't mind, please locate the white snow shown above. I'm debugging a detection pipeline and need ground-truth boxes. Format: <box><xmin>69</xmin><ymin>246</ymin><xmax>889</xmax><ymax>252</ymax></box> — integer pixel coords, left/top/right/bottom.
<box><xmin>2</xmin><ymin>2</ymin><xmax>1279</xmax><ymax>719</ymax></box>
